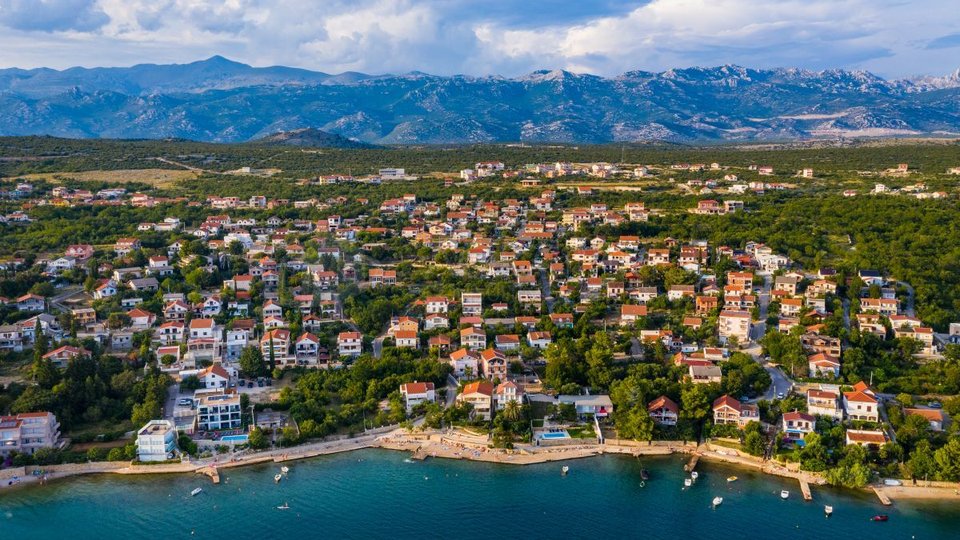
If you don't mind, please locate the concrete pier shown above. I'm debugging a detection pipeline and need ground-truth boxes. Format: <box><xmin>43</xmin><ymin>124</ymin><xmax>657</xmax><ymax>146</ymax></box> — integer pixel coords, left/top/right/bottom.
<box><xmin>799</xmin><ymin>478</ymin><xmax>812</xmax><ymax>501</ymax></box>
<box><xmin>873</xmin><ymin>486</ymin><xmax>892</xmax><ymax>505</ymax></box>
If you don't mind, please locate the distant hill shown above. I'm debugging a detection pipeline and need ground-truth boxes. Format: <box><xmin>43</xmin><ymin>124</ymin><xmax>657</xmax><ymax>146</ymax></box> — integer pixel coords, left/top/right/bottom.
<box><xmin>251</xmin><ymin>128</ymin><xmax>376</xmax><ymax>148</ymax></box>
<box><xmin>0</xmin><ymin>57</ymin><xmax>958</xmax><ymax>143</ymax></box>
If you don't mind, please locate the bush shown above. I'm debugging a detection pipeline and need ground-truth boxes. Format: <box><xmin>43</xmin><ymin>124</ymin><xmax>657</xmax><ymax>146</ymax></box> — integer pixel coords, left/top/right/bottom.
<box><xmin>178</xmin><ymin>434</ymin><xmax>198</xmax><ymax>456</ymax></box>
<box><xmin>107</xmin><ymin>448</ymin><xmax>127</xmax><ymax>461</ymax></box>
<box><xmin>248</xmin><ymin>427</ymin><xmax>269</xmax><ymax>449</ymax></box>
<box><xmin>11</xmin><ymin>452</ymin><xmax>34</xmax><ymax>467</ymax></box>
<box><xmin>32</xmin><ymin>448</ymin><xmax>61</xmax><ymax>466</ymax></box>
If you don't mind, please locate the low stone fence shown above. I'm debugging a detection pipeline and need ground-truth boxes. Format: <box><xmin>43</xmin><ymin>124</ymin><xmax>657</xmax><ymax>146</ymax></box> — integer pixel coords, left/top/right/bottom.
<box><xmin>27</xmin><ymin>462</ymin><xmax>128</xmax><ymax>475</ymax></box>
<box><xmin>0</xmin><ymin>466</ymin><xmax>26</xmax><ymax>482</ymax></box>
<box><xmin>603</xmin><ymin>438</ymin><xmax>697</xmax><ymax>449</ymax></box>
<box><xmin>535</xmin><ymin>436</ymin><xmax>596</xmax><ymax>448</ymax></box>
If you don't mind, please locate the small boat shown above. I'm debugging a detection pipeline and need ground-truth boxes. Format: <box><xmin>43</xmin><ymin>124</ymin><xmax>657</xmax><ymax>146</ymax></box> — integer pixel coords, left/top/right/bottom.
<box><xmin>883</xmin><ymin>479</ymin><xmax>902</xmax><ymax>486</ymax></box>
<box><xmin>691</xmin><ymin>471</ymin><xmax>699</xmax><ymax>481</ymax></box>
<box><xmin>726</xmin><ymin>476</ymin><xmax>738</xmax><ymax>483</ymax></box>
<box><xmin>561</xmin><ymin>466</ymin><xmax>569</xmax><ymax>475</ymax></box>
<box><xmin>684</xmin><ymin>478</ymin><xmax>692</xmax><ymax>488</ymax></box>
<box><xmin>712</xmin><ymin>496</ymin><xmax>723</xmax><ymax>507</ymax></box>
<box><xmin>281</xmin><ymin>466</ymin><xmax>290</xmax><ymax>474</ymax></box>
<box><xmin>871</xmin><ymin>514</ymin><xmax>889</xmax><ymax>522</ymax></box>
<box><xmin>824</xmin><ymin>505</ymin><xmax>833</xmax><ymax>516</ymax></box>
<box><xmin>780</xmin><ymin>490</ymin><xmax>790</xmax><ymax>499</ymax></box>
<box><xmin>274</xmin><ymin>474</ymin><xmax>283</xmax><ymax>483</ymax></box>
<box><xmin>190</xmin><ymin>488</ymin><xmax>203</xmax><ymax>497</ymax></box>
<box><xmin>640</xmin><ymin>469</ymin><xmax>650</xmax><ymax>481</ymax></box>
<box><xmin>277</xmin><ymin>503</ymin><xmax>290</xmax><ymax>510</ymax></box>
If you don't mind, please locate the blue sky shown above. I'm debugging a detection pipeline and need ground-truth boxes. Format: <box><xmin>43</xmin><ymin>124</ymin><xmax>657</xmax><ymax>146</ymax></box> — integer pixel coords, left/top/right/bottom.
<box><xmin>1</xmin><ymin>0</ymin><xmax>958</xmax><ymax>78</ymax></box>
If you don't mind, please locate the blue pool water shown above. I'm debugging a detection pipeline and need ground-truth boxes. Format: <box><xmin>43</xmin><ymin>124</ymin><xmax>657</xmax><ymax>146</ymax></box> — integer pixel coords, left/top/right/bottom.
<box><xmin>220</xmin><ymin>435</ymin><xmax>249</xmax><ymax>443</ymax></box>
<box><xmin>540</xmin><ymin>431</ymin><xmax>570</xmax><ymax>439</ymax></box>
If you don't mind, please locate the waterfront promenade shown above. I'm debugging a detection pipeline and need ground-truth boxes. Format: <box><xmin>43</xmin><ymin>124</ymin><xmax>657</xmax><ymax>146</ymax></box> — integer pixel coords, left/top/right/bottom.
<box><xmin>3</xmin><ymin>427</ymin><xmax>959</xmax><ymax>504</ymax></box>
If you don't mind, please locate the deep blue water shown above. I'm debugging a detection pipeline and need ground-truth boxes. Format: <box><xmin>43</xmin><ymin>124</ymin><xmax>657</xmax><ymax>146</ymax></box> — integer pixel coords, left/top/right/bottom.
<box><xmin>2</xmin><ymin>450</ymin><xmax>959</xmax><ymax>539</ymax></box>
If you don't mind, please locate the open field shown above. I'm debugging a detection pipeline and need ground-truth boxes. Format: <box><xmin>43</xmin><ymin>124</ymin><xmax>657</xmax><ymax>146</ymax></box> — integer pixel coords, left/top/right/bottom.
<box><xmin>19</xmin><ymin>168</ymin><xmax>200</xmax><ymax>187</ymax></box>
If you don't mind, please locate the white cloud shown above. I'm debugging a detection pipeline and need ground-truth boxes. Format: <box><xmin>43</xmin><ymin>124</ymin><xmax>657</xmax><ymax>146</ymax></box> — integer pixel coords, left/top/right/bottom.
<box><xmin>0</xmin><ymin>0</ymin><xmax>954</xmax><ymax>78</ymax></box>
<box><xmin>0</xmin><ymin>0</ymin><xmax>108</xmax><ymax>32</ymax></box>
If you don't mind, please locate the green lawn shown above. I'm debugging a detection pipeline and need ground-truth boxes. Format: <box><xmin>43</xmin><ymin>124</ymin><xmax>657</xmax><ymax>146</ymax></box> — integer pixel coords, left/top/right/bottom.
<box><xmin>567</xmin><ymin>425</ymin><xmax>596</xmax><ymax>439</ymax></box>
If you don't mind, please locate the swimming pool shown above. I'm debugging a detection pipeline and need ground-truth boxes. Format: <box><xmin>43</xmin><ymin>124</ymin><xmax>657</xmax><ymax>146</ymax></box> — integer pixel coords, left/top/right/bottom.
<box><xmin>539</xmin><ymin>431</ymin><xmax>570</xmax><ymax>440</ymax></box>
<box><xmin>220</xmin><ymin>434</ymin><xmax>249</xmax><ymax>443</ymax></box>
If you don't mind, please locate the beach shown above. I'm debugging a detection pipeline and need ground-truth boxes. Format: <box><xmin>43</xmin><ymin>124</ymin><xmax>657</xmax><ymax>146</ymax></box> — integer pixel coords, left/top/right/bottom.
<box><xmin>3</xmin><ymin>427</ymin><xmax>958</xmax><ymax>505</ymax></box>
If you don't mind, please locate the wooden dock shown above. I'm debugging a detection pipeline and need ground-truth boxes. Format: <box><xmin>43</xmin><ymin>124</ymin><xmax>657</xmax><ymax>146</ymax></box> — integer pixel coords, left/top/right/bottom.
<box><xmin>799</xmin><ymin>478</ymin><xmax>812</xmax><ymax>501</ymax></box>
<box><xmin>684</xmin><ymin>454</ymin><xmax>700</xmax><ymax>472</ymax></box>
<box><xmin>873</xmin><ymin>486</ymin><xmax>892</xmax><ymax>506</ymax></box>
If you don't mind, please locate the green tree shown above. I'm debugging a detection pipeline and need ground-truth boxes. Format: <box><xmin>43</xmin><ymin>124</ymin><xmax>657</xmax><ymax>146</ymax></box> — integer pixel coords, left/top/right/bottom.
<box><xmin>585</xmin><ymin>333</ymin><xmax>614</xmax><ymax>390</ymax></box>
<box><xmin>933</xmin><ymin>438</ymin><xmax>960</xmax><ymax>481</ymax></box>
<box><xmin>239</xmin><ymin>346</ymin><xmax>266</xmax><ymax>378</ymax></box>
<box><xmin>906</xmin><ymin>439</ymin><xmax>936</xmax><ymax>480</ymax></box>
<box><xmin>680</xmin><ymin>384</ymin><xmax>710</xmax><ymax>423</ymax></box>
<box><xmin>248</xmin><ymin>426</ymin><xmax>269</xmax><ymax>449</ymax></box>
<box><xmin>744</xmin><ymin>430</ymin><xmax>765</xmax><ymax>457</ymax></box>
<box><xmin>617</xmin><ymin>404</ymin><xmax>655</xmax><ymax>441</ymax></box>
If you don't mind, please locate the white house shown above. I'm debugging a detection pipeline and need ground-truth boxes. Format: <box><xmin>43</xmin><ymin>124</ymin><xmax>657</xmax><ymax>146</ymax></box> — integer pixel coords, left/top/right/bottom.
<box><xmin>135</xmin><ymin>420</ymin><xmax>177</xmax><ymax>462</ymax></box>
<box><xmin>400</xmin><ymin>381</ymin><xmax>436</xmax><ymax>412</ymax></box>
<box><xmin>338</xmin><ymin>331</ymin><xmax>362</xmax><ymax>357</ymax></box>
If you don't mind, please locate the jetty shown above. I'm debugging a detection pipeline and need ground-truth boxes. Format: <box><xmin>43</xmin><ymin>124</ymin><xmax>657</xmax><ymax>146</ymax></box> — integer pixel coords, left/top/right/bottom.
<box><xmin>684</xmin><ymin>454</ymin><xmax>700</xmax><ymax>472</ymax></box>
<box><xmin>198</xmin><ymin>466</ymin><xmax>220</xmax><ymax>484</ymax></box>
<box><xmin>873</xmin><ymin>486</ymin><xmax>893</xmax><ymax>506</ymax></box>
<box><xmin>798</xmin><ymin>478</ymin><xmax>812</xmax><ymax>501</ymax></box>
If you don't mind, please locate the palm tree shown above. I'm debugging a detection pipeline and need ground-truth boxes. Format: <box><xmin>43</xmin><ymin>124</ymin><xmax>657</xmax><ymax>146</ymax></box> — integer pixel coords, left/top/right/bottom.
<box><xmin>503</xmin><ymin>400</ymin><xmax>522</xmax><ymax>423</ymax></box>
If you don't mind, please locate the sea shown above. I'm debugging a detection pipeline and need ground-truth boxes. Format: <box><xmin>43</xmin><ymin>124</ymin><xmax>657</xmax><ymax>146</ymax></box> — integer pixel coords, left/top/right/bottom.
<box><xmin>2</xmin><ymin>449</ymin><xmax>958</xmax><ymax>539</ymax></box>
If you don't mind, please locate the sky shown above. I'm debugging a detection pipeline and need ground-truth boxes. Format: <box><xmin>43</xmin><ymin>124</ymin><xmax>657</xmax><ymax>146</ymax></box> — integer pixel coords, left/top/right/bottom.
<box><xmin>1</xmin><ymin>0</ymin><xmax>959</xmax><ymax>78</ymax></box>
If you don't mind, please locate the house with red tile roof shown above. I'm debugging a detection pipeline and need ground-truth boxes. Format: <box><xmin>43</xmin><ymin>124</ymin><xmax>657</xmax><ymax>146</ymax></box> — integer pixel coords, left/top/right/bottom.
<box><xmin>400</xmin><ymin>381</ymin><xmax>436</xmax><ymax>412</ymax></box>
<box><xmin>648</xmin><ymin>395</ymin><xmax>679</xmax><ymax>426</ymax></box>
<box><xmin>712</xmin><ymin>395</ymin><xmax>759</xmax><ymax>428</ymax></box>
<box><xmin>457</xmin><ymin>381</ymin><xmax>494</xmax><ymax>420</ymax></box>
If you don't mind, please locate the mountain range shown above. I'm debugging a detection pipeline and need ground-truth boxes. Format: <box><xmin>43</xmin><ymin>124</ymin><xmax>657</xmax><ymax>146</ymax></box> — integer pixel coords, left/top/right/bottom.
<box><xmin>0</xmin><ymin>56</ymin><xmax>959</xmax><ymax>144</ymax></box>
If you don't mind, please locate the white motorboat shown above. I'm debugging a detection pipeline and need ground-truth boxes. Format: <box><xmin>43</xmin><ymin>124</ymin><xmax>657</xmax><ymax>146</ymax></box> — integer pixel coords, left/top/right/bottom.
<box><xmin>691</xmin><ymin>471</ymin><xmax>699</xmax><ymax>481</ymax></box>
<box><xmin>712</xmin><ymin>496</ymin><xmax>723</xmax><ymax>507</ymax></box>
<box><xmin>281</xmin><ymin>466</ymin><xmax>290</xmax><ymax>474</ymax></box>
<box><xmin>277</xmin><ymin>503</ymin><xmax>290</xmax><ymax>510</ymax></box>
<box><xmin>780</xmin><ymin>490</ymin><xmax>790</xmax><ymax>499</ymax></box>
<box><xmin>684</xmin><ymin>478</ymin><xmax>692</xmax><ymax>488</ymax></box>
<box><xmin>561</xmin><ymin>466</ymin><xmax>569</xmax><ymax>475</ymax></box>
<box><xmin>274</xmin><ymin>474</ymin><xmax>283</xmax><ymax>483</ymax></box>
<box><xmin>824</xmin><ymin>505</ymin><xmax>833</xmax><ymax>516</ymax></box>
<box><xmin>190</xmin><ymin>488</ymin><xmax>203</xmax><ymax>497</ymax></box>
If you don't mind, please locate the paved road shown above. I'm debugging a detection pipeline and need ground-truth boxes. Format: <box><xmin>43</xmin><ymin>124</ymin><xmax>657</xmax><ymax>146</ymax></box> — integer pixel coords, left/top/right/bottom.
<box><xmin>445</xmin><ymin>374</ymin><xmax>459</xmax><ymax>407</ymax></box>
<box><xmin>895</xmin><ymin>281</ymin><xmax>916</xmax><ymax>317</ymax></box>
<box><xmin>540</xmin><ymin>269</ymin><xmax>555</xmax><ymax>313</ymax></box>
<box><xmin>372</xmin><ymin>335</ymin><xmax>386</xmax><ymax>358</ymax></box>
<box><xmin>762</xmin><ymin>364</ymin><xmax>794</xmax><ymax>401</ymax></box>
<box><xmin>49</xmin><ymin>285</ymin><xmax>84</xmax><ymax>312</ymax></box>
<box><xmin>750</xmin><ymin>273</ymin><xmax>772</xmax><ymax>341</ymax></box>
<box><xmin>163</xmin><ymin>384</ymin><xmax>180</xmax><ymax>421</ymax></box>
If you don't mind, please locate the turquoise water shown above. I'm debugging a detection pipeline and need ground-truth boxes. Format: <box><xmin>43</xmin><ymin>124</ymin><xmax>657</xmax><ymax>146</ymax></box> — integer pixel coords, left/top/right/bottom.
<box><xmin>2</xmin><ymin>449</ymin><xmax>959</xmax><ymax>539</ymax></box>
<box><xmin>220</xmin><ymin>435</ymin><xmax>248</xmax><ymax>443</ymax></box>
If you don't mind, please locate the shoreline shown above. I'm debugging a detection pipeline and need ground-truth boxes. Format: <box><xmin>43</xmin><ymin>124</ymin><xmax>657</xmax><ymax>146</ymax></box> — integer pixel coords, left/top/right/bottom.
<box><xmin>3</xmin><ymin>429</ymin><xmax>958</xmax><ymax>504</ymax></box>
